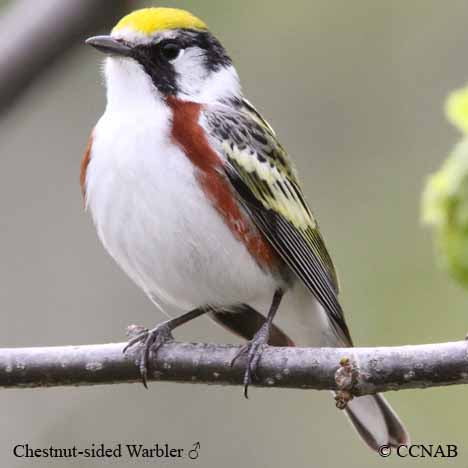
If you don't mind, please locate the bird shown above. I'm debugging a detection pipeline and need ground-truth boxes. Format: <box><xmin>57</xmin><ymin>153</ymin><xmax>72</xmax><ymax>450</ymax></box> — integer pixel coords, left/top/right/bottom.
<box><xmin>83</xmin><ymin>7</ymin><xmax>409</xmax><ymax>451</ymax></box>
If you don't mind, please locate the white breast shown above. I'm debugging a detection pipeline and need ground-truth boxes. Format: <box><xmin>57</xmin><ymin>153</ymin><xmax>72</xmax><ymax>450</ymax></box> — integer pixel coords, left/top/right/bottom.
<box><xmin>85</xmin><ymin>59</ymin><xmax>277</xmax><ymax>312</ymax></box>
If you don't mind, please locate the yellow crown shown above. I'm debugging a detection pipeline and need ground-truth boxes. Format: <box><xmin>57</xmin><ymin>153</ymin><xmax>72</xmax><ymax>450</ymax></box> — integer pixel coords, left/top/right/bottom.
<box><xmin>112</xmin><ymin>7</ymin><xmax>207</xmax><ymax>36</ymax></box>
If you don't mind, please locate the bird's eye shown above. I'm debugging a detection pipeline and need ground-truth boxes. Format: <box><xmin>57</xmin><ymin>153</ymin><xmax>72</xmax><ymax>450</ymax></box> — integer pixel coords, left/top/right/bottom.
<box><xmin>160</xmin><ymin>41</ymin><xmax>182</xmax><ymax>61</ymax></box>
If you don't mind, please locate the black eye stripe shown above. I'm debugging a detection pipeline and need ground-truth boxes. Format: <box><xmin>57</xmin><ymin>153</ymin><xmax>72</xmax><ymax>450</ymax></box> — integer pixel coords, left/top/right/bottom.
<box><xmin>159</xmin><ymin>40</ymin><xmax>183</xmax><ymax>61</ymax></box>
<box><xmin>130</xmin><ymin>30</ymin><xmax>232</xmax><ymax>97</ymax></box>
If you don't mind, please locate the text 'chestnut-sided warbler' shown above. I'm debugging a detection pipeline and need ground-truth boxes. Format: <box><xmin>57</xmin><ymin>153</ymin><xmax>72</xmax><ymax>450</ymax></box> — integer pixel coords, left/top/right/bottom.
<box><xmin>83</xmin><ymin>7</ymin><xmax>409</xmax><ymax>451</ymax></box>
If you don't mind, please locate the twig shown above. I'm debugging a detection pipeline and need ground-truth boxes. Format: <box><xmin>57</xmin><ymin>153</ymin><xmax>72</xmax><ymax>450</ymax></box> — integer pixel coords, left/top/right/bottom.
<box><xmin>0</xmin><ymin>0</ymin><xmax>131</xmax><ymax>114</ymax></box>
<box><xmin>1</xmin><ymin>339</ymin><xmax>468</xmax><ymax>395</ymax></box>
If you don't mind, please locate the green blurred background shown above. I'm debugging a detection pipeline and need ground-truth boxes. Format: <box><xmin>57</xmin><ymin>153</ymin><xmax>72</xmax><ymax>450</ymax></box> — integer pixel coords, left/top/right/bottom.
<box><xmin>1</xmin><ymin>0</ymin><xmax>467</xmax><ymax>466</ymax></box>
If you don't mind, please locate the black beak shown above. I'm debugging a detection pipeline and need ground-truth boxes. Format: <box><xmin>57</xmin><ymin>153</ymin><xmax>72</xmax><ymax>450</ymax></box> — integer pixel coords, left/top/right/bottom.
<box><xmin>85</xmin><ymin>35</ymin><xmax>132</xmax><ymax>57</ymax></box>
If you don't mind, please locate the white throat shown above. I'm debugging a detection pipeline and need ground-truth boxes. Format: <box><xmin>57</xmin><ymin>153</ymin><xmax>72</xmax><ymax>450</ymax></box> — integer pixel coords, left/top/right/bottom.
<box><xmin>103</xmin><ymin>57</ymin><xmax>164</xmax><ymax>115</ymax></box>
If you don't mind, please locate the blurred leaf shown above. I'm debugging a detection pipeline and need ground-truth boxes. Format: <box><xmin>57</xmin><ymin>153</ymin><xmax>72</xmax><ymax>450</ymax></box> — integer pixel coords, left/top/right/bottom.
<box><xmin>446</xmin><ymin>85</ymin><xmax>468</xmax><ymax>134</ymax></box>
<box><xmin>423</xmin><ymin>87</ymin><xmax>468</xmax><ymax>287</ymax></box>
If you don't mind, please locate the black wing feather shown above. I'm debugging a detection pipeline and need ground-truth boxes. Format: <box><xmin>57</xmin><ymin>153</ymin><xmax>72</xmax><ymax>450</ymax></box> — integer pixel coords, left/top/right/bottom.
<box><xmin>204</xmin><ymin>103</ymin><xmax>352</xmax><ymax>344</ymax></box>
<box><xmin>225</xmin><ymin>165</ymin><xmax>352</xmax><ymax>344</ymax></box>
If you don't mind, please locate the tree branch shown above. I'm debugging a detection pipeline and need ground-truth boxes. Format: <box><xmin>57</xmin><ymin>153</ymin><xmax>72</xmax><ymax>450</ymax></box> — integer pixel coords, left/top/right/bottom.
<box><xmin>1</xmin><ymin>339</ymin><xmax>468</xmax><ymax>396</ymax></box>
<box><xmin>0</xmin><ymin>0</ymin><xmax>131</xmax><ymax>115</ymax></box>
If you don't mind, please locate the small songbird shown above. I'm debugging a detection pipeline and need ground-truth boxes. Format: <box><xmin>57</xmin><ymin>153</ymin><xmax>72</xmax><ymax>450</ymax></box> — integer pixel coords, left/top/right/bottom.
<box><xmin>83</xmin><ymin>7</ymin><xmax>408</xmax><ymax>451</ymax></box>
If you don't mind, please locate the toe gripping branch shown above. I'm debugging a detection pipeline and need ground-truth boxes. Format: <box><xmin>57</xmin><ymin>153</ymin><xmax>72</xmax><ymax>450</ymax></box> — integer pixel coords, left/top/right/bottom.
<box><xmin>123</xmin><ymin>323</ymin><xmax>175</xmax><ymax>388</ymax></box>
<box><xmin>230</xmin><ymin>319</ymin><xmax>271</xmax><ymax>398</ymax></box>
<box><xmin>122</xmin><ymin>307</ymin><xmax>210</xmax><ymax>388</ymax></box>
<box><xmin>230</xmin><ymin>289</ymin><xmax>285</xmax><ymax>399</ymax></box>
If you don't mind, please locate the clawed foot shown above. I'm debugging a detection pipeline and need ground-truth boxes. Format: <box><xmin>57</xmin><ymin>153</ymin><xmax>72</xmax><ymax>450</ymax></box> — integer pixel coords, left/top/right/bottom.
<box><xmin>123</xmin><ymin>322</ymin><xmax>174</xmax><ymax>388</ymax></box>
<box><xmin>231</xmin><ymin>321</ymin><xmax>270</xmax><ymax>398</ymax></box>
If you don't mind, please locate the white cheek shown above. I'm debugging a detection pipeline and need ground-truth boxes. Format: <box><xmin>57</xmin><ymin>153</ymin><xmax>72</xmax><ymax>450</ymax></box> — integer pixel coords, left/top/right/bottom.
<box><xmin>173</xmin><ymin>47</ymin><xmax>209</xmax><ymax>97</ymax></box>
<box><xmin>193</xmin><ymin>65</ymin><xmax>241</xmax><ymax>104</ymax></box>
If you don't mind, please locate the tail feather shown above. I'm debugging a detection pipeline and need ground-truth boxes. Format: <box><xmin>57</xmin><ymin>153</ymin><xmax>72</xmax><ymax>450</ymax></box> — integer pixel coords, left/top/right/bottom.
<box><xmin>269</xmin><ymin>282</ymin><xmax>410</xmax><ymax>451</ymax></box>
<box><xmin>209</xmin><ymin>284</ymin><xmax>410</xmax><ymax>452</ymax></box>
<box><xmin>344</xmin><ymin>393</ymin><xmax>409</xmax><ymax>451</ymax></box>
